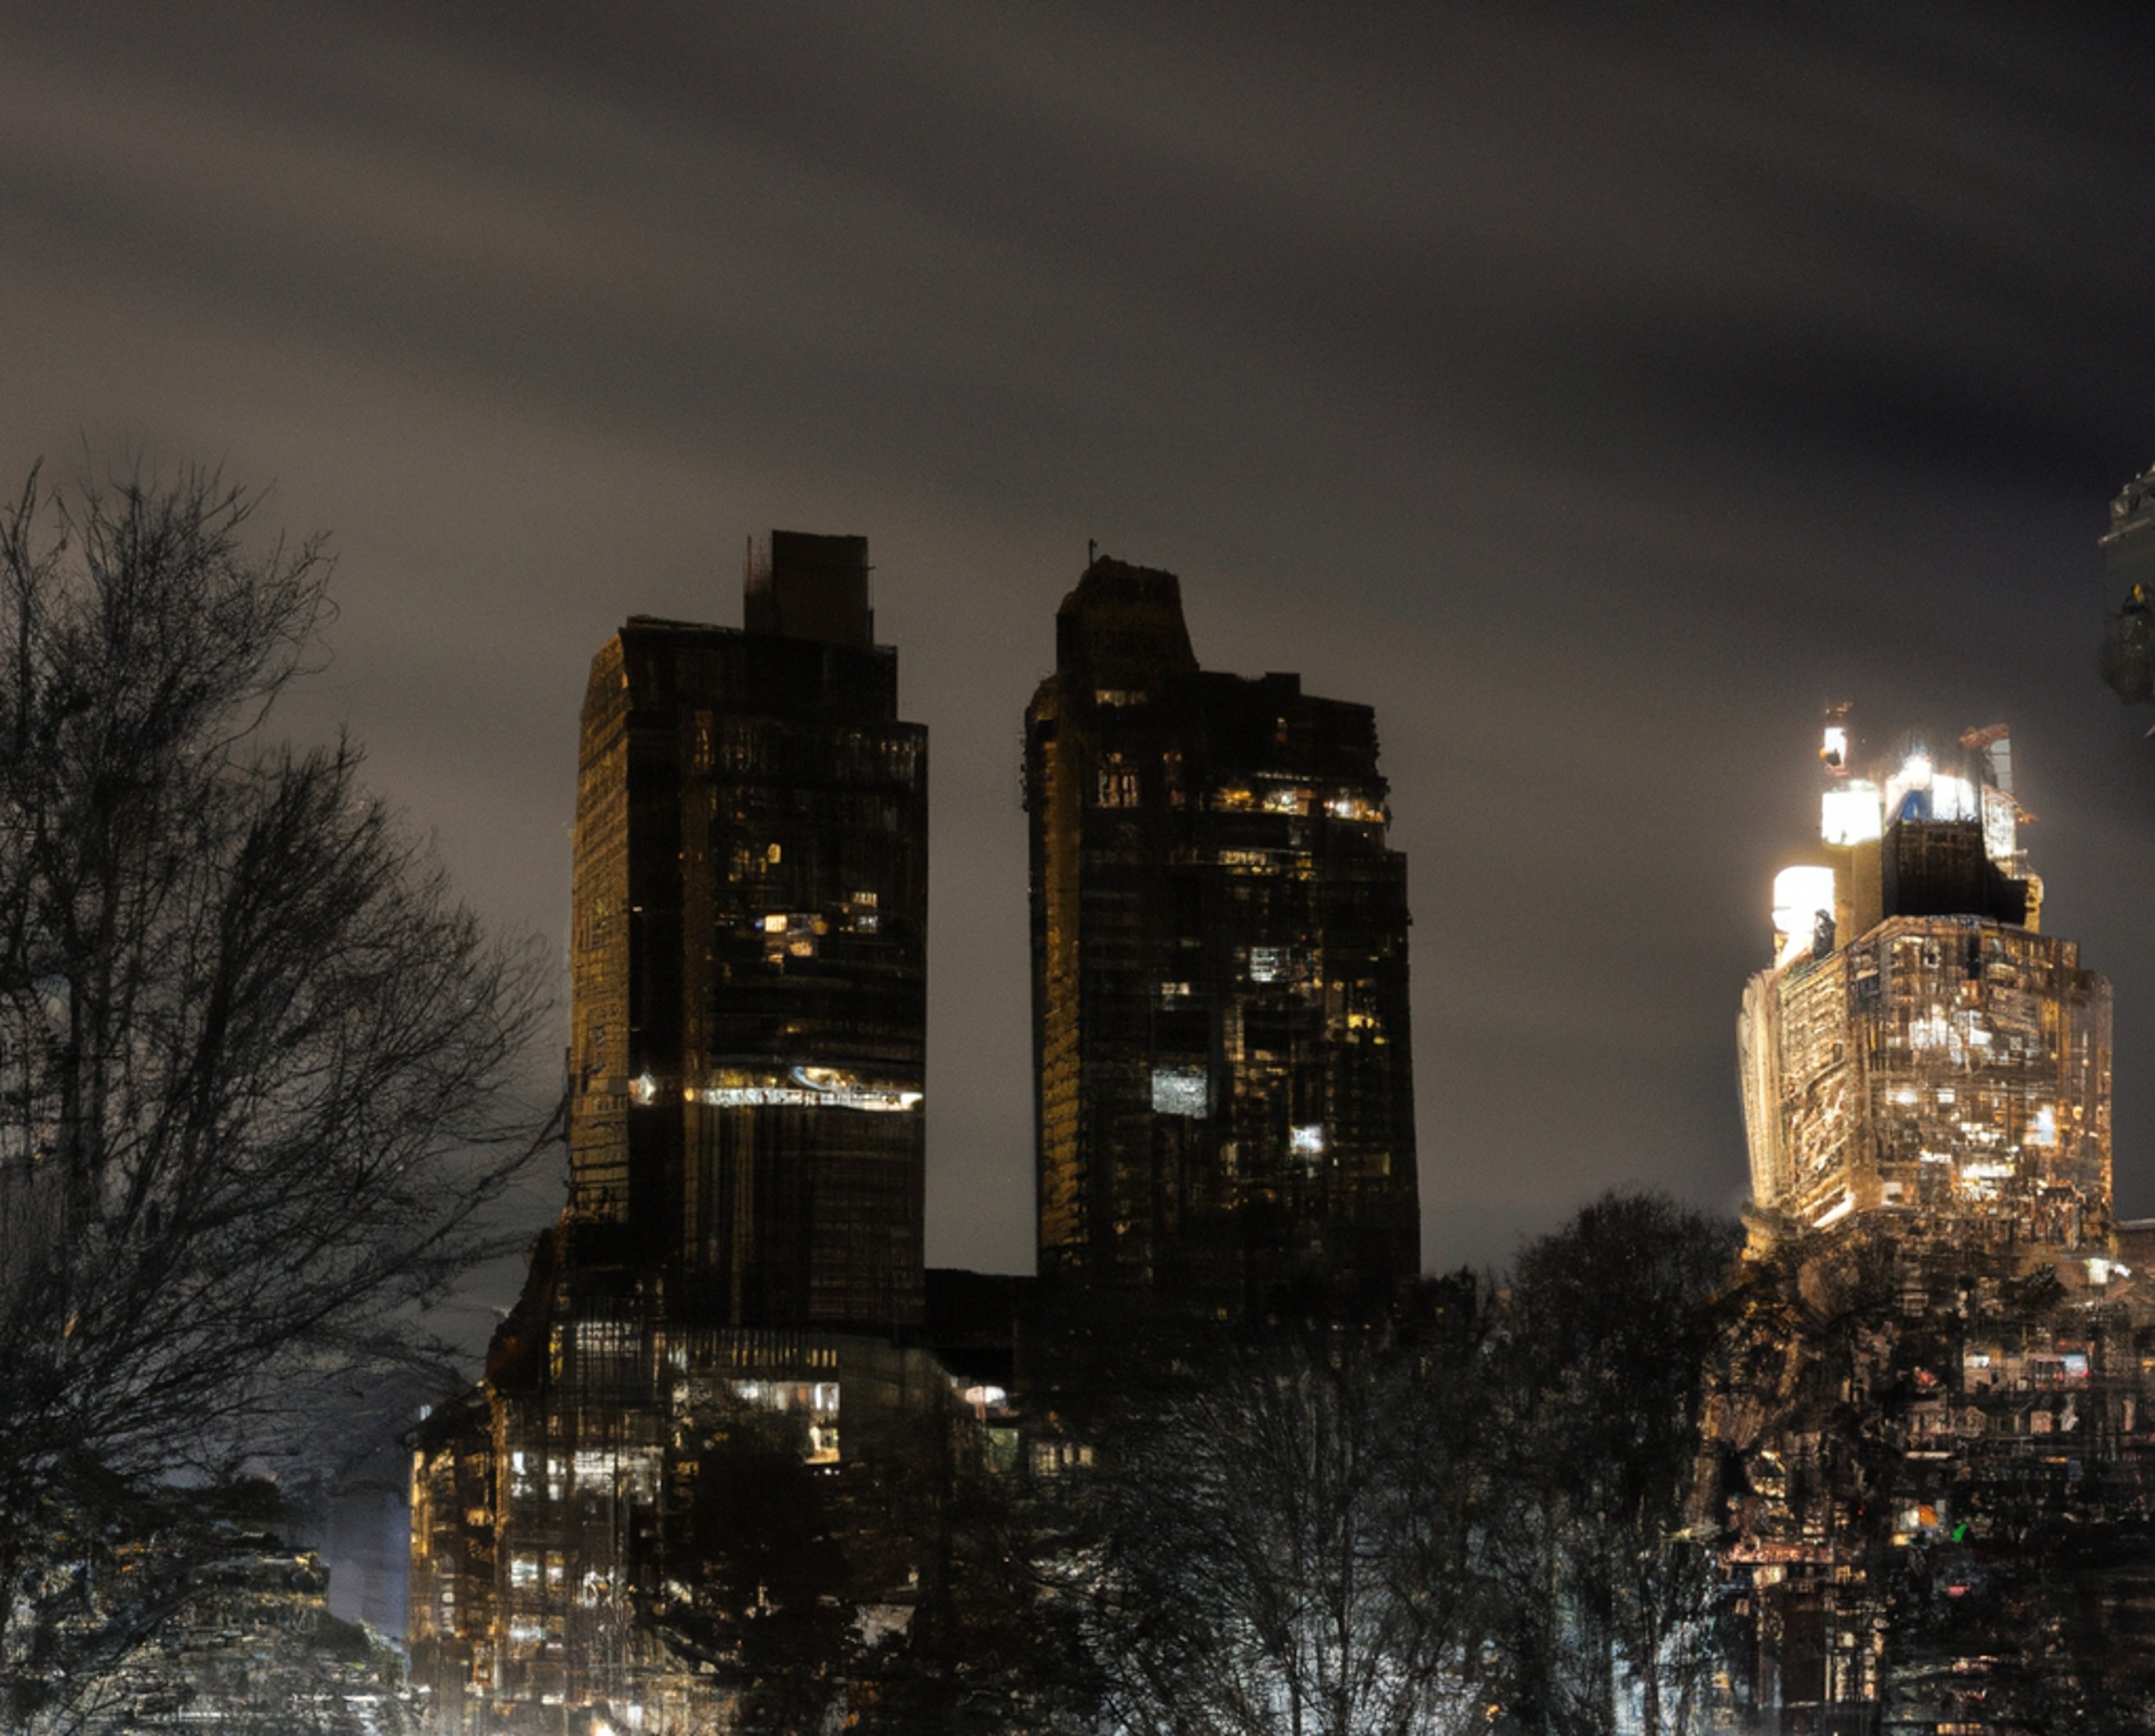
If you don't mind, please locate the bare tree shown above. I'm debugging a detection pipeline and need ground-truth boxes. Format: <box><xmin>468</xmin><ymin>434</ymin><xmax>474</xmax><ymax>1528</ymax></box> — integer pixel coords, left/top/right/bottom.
<box><xmin>1072</xmin><ymin>1285</ymin><xmax>1502</xmax><ymax>1736</ymax></box>
<box><xmin>0</xmin><ymin>464</ymin><xmax>553</xmax><ymax>1729</ymax></box>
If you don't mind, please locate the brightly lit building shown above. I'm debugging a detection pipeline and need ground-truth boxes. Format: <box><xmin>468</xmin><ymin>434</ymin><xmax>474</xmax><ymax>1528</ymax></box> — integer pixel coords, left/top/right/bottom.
<box><xmin>1024</xmin><ymin>556</ymin><xmax>1419</xmax><ymax>1318</ymax></box>
<box><xmin>1737</xmin><ymin>711</ymin><xmax>2111</xmax><ymax>1252</ymax></box>
<box><xmin>568</xmin><ymin>532</ymin><xmax>928</xmax><ymax>1331</ymax></box>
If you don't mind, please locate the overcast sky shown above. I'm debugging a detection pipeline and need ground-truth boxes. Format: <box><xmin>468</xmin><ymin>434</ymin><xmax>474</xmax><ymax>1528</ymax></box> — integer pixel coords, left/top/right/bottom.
<box><xmin>6</xmin><ymin>1</ymin><xmax>2155</xmax><ymax>1279</ymax></box>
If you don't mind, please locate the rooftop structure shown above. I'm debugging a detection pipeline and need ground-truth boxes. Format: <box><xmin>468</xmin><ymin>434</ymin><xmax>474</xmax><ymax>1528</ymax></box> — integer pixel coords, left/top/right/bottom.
<box><xmin>1024</xmin><ymin>556</ymin><xmax>1419</xmax><ymax>1318</ymax></box>
<box><xmin>1737</xmin><ymin>711</ymin><xmax>2111</xmax><ymax>1252</ymax></box>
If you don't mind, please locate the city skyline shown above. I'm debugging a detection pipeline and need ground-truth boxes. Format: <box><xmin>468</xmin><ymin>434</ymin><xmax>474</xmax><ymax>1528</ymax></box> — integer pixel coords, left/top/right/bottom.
<box><xmin>6</xmin><ymin>4</ymin><xmax>2155</xmax><ymax>1282</ymax></box>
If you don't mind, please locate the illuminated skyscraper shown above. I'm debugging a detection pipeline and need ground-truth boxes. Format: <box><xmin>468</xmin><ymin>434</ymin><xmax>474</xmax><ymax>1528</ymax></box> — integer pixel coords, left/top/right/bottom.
<box><xmin>569</xmin><ymin>530</ymin><xmax>928</xmax><ymax>1330</ymax></box>
<box><xmin>1737</xmin><ymin>712</ymin><xmax>2111</xmax><ymax>1249</ymax></box>
<box><xmin>1024</xmin><ymin>556</ymin><xmax>1419</xmax><ymax>1317</ymax></box>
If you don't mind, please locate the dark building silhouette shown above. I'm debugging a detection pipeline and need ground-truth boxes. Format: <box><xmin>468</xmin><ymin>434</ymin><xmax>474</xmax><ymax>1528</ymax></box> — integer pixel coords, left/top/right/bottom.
<box><xmin>1024</xmin><ymin>556</ymin><xmax>1419</xmax><ymax>1318</ymax></box>
<box><xmin>412</xmin><ymin>535</ymin><xmax>971</xmax><ymax>1733</ymax></box>
<box><xmin>568</xmin><ymin>530</ymin><xmax>928</xmax><ymax>1330</ymax></box>
<box><xmin>2100</xmin><ymin>460</ymin><xmax>2155</xmax><ymax>703</ymax></box>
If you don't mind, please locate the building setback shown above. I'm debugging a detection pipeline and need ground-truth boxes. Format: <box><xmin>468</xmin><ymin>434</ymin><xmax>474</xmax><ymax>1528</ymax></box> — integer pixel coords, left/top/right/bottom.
<box><xmin>1025</xmin><ymin>556</ymin><xmax>1419</xmax><ymax>1318</ymax></box>
<box><xmin>569</xmin><ymin>531</ymin><xmax>928</xmax><ymax>1330</ymax></box>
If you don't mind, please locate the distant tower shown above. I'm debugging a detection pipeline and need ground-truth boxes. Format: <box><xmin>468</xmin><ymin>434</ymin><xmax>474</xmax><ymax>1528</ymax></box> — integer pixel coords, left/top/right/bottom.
<box><xmin>569</xmin><ymin>530</ymin><xmax>928</xmax><ymax>1330</ymax></box>
<box><xmin>1024</xmin><ymin>555</ymin><xmax>1419</xmax><ymax>1318</ymax></box>
<box><xmin>1737</xmin><ymin>712</ymin><xmax>2111</xmax><ymax>1253</ymax></box>
<box><xmin>2100</xmin><ymin>461</ymin><xmax>2155</xmax><ymax>704</ymax></box>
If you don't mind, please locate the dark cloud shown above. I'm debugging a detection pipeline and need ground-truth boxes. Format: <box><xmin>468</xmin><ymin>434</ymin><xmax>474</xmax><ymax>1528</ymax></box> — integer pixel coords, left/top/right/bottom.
<box><xmin>4</xmin><ymin>0</ymin><xmax>2155</xmax><ymax>1281</ymax></box>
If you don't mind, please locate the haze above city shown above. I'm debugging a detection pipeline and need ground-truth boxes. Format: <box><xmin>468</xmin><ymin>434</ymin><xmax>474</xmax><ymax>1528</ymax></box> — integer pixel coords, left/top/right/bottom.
<box><xmin>5</xmin><ymin>1</ymin><xmax>2154</xmax><ymax>1279</ymax></box>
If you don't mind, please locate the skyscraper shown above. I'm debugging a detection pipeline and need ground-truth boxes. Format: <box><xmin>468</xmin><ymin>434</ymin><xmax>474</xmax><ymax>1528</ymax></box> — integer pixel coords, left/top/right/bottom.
<box><xmin>567</xmin><ymin>531</ymin><xmax>928</xmax><ymax>1330</ymax></box>
<box><xmin>1721</xmin><ymin>709</ymin><xmax>2151</xmax><ymax>1732</ymax></box>
<box><xmin>2099</xmin><ymin>460</ymin><xmax>2155</xmax><ymax>704</ymax></box>
<box><xmin>411</xmin><ymin>534</ymin><xmax>949</xmax><ymax>1732</ymax></box>
<box><xmin>1737</xmin><ymin>712</ymin><xmax>2111</xmax><ymax>1251</ymax></box>
<box><xmin>1024</xmin><ymin>556</ymin><xmax>1419</xmax><ymax>1317</ymax></box>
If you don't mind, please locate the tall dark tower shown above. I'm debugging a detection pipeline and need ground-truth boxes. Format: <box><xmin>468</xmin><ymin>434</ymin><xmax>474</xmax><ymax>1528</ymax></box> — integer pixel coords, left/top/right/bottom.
<box><xmin>2100</xmin><ymin>461</ymin><xmax>2155</xmax><ymax>704</ymax></box>
<box><xmin>1024</xmin><ymin>556</ymin><xmax>1419</xmax><ymax>1318</ymax></box>
<box><xmin>569</xmin><ymin>530</ymin><xmax>928</xmax><ymax>1330</ymax></box>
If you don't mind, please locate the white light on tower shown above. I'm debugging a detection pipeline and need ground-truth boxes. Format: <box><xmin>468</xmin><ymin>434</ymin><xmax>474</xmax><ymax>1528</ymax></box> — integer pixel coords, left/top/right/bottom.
<box><xmin>1885</xmin><ymin>751</ymin><xmax>1933</xmax><ymax>822</ymax></box>
<box><xmin>1821</xmin><ymin>780</ymin><xmax>1882</xmax><ymax>845</ymax></box>
<box><xmin>1772</xmin><ymin>865</ymin><xmax>1837</xmax><ymax>965</ymax></box>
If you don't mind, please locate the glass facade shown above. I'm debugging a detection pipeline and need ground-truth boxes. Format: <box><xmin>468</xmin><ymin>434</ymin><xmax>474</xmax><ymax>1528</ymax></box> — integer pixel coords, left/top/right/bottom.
<box><xmin>569</xmin><ymin>532</ymin><xmax>928</xmax><ymax>1330</ymax></box>
<box><xmin>1025</xmin><ymin>557</ymin><xmax>1419</xmax><ymax>1316</ymax></box>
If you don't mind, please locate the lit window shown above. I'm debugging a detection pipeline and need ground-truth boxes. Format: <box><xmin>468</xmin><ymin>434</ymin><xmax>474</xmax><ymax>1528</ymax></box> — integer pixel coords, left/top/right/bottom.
<box><xmin>1249</xmin><ymin>947</ymin><xmax>1285</xmax><ymax>983</ymax></box>
<box><xmin>1931</xmin><ymin>773</ymin><xmax>1979</xmax><ymax>823</ymax></box>
<box><xmin>1151</xmin><ymin>1067</ymin><xmax>1209</xmax><ymax>1117</ymax></box>
<box><xmin>1290</xmin><ymin>1124</ymin><xmax>1325</xmax><ymax>1156</ymax></box>
<box><xmin>1981</xmin><ymin>784</ymin><xmax>2017</xmax><ymax>864</ymax></box>
<box><xmin>1097</xmin><ymin>767</ymin><xmax>1140</xmax><ymax>807</ymax></box>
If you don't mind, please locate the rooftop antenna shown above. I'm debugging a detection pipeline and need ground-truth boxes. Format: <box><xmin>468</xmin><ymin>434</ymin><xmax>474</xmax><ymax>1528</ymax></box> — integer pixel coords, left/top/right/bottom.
<box><xmin>1088</xmin><ymin>539</ymin><xmax>1098</xmax><ymax>565</ymax></box>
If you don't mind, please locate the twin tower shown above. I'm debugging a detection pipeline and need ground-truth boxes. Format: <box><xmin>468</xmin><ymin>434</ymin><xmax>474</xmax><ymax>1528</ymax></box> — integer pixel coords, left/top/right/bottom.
<box><xmin>566</xmin><ymin>530</ymin><xmax>1420</xmax><ymax>1330</ymax></box>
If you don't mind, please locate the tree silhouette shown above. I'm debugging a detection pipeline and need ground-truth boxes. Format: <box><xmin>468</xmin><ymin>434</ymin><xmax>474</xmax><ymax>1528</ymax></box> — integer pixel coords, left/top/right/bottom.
<box><xmin>1492</xmin><ymin>1191</ymin><xmax>1737</xmax><ymax>1736</ymax></box>
<box><xmin>1071</xmin><ymin>1282</ymin><xmax>1502</xmax><ymax>1736</ymax></box>
<box><xmin>0</xmin><ymin>464</ymin><xmax>553</xmax><ymax>1729</ymax></box>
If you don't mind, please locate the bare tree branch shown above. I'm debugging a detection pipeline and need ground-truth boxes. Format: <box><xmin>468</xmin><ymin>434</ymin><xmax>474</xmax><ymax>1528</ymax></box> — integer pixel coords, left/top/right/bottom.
<box><xmin>0</xmin><ymin>462</ymin><xmax>556</xmax><ymax>1729</ymax></box>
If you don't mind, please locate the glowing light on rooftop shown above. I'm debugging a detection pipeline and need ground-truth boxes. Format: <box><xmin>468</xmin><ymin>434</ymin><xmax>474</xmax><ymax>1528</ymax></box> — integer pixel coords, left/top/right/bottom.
<box><xmin>1821</xmin><ymin>781</ymin><xmax>1882</xmax><ymax>845</ymax></box>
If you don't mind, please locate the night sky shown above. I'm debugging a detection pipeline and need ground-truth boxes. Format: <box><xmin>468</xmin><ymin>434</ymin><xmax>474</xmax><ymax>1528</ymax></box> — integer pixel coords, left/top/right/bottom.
<box><xmin>7</xmin><ymin>2</ymin><xmax>2155</xmax><ymax>1282</ymax></box>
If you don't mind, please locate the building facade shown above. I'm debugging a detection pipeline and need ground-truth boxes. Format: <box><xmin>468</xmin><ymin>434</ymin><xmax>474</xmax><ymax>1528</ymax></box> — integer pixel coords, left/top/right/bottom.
<box><xmin>2101</xmin><ymin>459</ymin><xmax>2155</xmax><ymax>703</ymax></box>
<box><xmin>1737</xmin><ymin>713</ymin><xmax>2111</xmax><ymax>1252</ymax></box>
<box><xmin>568</xmin><ymin>531</ymin><xmax>928</xmax><ymax>1331</ymax></box>
<box><xmin>1024</xmin><ymin>556</ymin><xmax>1419</xmax><ymax>1317</ymax></box>
<box><xmin>1717</xmin><ymin>712</ymin><xmax>2154</xmax><ymax>1733</ymax></box>
<box><xmin>412</xmin><ymin>534</ymin><xmax>957</xmax><ymax>1734</ymax></box>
